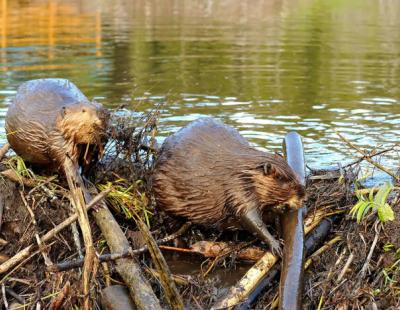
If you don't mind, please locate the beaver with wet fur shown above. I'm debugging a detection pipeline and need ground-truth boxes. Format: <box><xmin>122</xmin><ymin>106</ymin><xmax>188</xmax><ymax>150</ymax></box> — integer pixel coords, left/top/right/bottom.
<box><xmin>5</xmin><ymin>78</ymin><xmax>108</xmax><ymax>172</ymax></box>
<box><xmin>152</xmin><ymin>118</ymin><xmax>305</xmax><ymax>254</ymax></box>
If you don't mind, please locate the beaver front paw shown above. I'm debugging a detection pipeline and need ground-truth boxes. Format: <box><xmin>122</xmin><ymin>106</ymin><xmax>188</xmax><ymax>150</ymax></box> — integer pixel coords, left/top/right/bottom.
<box><xmin>269</xmin><ymin>238</ymin><xmax>283</xmax><ymax>257</ymax></box>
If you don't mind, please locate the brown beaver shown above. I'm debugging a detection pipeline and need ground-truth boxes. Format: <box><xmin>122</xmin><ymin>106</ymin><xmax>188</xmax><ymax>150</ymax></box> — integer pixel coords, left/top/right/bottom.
<box><xmin>5</xmin><ymin>78</ymin><xmax>109</xmax><ymax>172</ymax></box>
<box><xmin>152</xmin><ymin>117</ymin><xmax>305</xmax><ymax>254</ymax></box>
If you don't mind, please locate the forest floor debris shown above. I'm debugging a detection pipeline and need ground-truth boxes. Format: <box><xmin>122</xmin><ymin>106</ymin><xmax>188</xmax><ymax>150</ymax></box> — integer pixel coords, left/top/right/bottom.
<box><xmin>0</xmin><ymin>111</ymin><xmax>399</xmax><ymax>309</ymax></box>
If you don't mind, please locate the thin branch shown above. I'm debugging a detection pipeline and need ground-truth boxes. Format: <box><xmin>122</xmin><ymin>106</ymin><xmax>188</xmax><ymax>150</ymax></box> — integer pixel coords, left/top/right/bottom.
<box><xmin>0</xmin><ymin>143</ymin><xmax>9</xmax><ymax>161</ymax></box>
<box><xmin>0</xmin><ymin>188</ymin><xmax>110</xmax><ymax>275</ymax></box>
<box><xmin>47</xmin><ymin>222</ymin><xmax>192</xmax><ymax>272</ymax></box>
<box><xmin>20</xmin><ymin>192</ymin><xmax>53</xmax><ymax>266</ymax></box>
<box><xmin>336</xmin><ymin>131</ymin><xmax>398</xmax><ymax>180</ymax></box>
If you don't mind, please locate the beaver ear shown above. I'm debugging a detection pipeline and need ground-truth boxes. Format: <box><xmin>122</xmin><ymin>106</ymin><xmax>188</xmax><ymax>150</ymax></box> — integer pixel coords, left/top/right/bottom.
<box><xmin>262</xmin><ymin>162</ymin><xmax>287</xmax><ymax>181</ymax></box>
<box><xmin>263</xmin><ymin>162</ymin><xmax>274</xmax><ymax>176</ymax></box>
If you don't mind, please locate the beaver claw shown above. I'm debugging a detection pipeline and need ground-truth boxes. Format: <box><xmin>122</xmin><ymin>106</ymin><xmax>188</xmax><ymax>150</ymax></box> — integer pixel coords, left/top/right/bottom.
<box><xmin>269</xmin><ymin>239</ymin><xmax>283</xmax><ymax>257</ymax></box>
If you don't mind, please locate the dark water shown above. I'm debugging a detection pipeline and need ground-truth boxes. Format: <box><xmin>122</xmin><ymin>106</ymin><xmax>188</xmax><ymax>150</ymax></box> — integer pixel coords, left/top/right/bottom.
<box><xmin>1</xmin><ymin>0</ymin><xmax>400</xmax><ymax>169</ymax></box>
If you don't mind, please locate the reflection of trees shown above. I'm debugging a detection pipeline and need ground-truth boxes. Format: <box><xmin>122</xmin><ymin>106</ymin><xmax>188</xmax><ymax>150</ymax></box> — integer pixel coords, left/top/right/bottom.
<box><xmin>0</xmin><ymin>0</ymin><xmax>400</xmax><ymax>105</ymax></box>
<box><xmin>0</xmin><ymin>0</ymin><xmax>102</xmax><ymax>75</ymax></box>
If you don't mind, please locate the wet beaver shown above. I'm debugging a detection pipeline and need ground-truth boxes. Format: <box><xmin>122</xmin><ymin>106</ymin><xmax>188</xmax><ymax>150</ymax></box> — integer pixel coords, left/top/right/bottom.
<box><xmin>152</xmin><ymin>118</ymin><xmax>306</xmax><ymax>254</ymax></box>
<box><xmin>5</xmin><ymin>78</ymin><xmax>109</xmax><ymax>172</ymax></box>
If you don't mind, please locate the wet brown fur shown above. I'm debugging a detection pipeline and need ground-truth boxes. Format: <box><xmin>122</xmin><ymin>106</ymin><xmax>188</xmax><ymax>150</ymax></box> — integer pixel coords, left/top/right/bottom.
<box><xmin>5</xmin><ymin>79</ymin><xmax>109</xmax><ymax>171</ymax></box>
<box><xmin>153</xmin><ymin>118</ymin><xmax>305</xmax><ymax>228</ymax></box>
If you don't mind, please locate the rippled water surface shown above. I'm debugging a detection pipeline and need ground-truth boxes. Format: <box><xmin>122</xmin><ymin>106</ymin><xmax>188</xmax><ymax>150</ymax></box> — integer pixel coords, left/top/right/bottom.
<box><xmin>1</xmin><ymin>0</ymin><xmax>400</xmax><ymax>168</ymax></box>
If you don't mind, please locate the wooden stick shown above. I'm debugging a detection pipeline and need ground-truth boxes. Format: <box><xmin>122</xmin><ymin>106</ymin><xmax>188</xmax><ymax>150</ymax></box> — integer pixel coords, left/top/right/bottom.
<box><xmin>358</xmin><ymin>221</ymin><xmax>380</xmax><ymax>282</ymax></box>
<box><xmin>0</xmin><ymin>189</ymin><xmax>110</xmax><ymax>275</ymax></box>
<box><xmin>20</xmin><ymin>192</ymin><xmax>52</xmax><ymax>266</ymax></box>
<box><xmin>48</xmin><ymin>222</ymin><xmax>191</xmax><ymax>272</ymax></box>
<box><xmin>304</xmin><ymin>235</ymin><xmax>342</xmax><ymax>269</ymax></box>
<box><xmin>336</xmin><ymin>131</ymin><xmax>399</xmax><ymax>180</ymax></box>
<box><xmin>63</xmin><ymin>157</ymin><xmax>95</xmax><ymax>310</ymax></box>
<box><xmin>0</xmin><ymin>143</ymin><xmax>9</xmax><ymax>161</ymax></box>
<box><xmin>135</xmin><ymin>215</ymin><xmax>184</xmax><ymax>309</ymax></box>
<box><xmin>1</xmin><ymin>169</ymin><xmax>38</xmax><ymax>187</ymax></box>
<box><xmin>48</xmin><ymin>281</ymin><xmax>70</xmax><ymax>310</ymax></box>
<box><xmin>86</xmin><ymin>184</ymin><xmax>162</xmax><ymax>310</ymax></box>
<box><xmin>63</xmin><ymin>157</ymin><xmax>94</xmax><ymax>310</ymax></box>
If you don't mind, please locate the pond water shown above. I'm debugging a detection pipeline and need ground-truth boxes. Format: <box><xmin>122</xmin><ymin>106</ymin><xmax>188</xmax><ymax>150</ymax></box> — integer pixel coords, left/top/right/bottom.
<box><xmin>0</xmin><ymin>0</ymin><xmax>400</xmax><ymax>169</ymax></box>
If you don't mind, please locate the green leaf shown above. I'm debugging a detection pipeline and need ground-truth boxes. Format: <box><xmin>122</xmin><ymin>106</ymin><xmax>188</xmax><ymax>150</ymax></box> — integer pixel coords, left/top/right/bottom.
<box><xmin>377</xmin><ymin>203</ymin><xmax>395</xmax><ymax>223</ymax></box>
<box><xmin>369</xmin><ymin>187</ymin><xmax>375</xmax><ymax>201</ymax></box>
<box><xmin>383</xmin><ymin>243</ymin><xmax>394</xmax><ymax>252</ymax></box>
<box><xmin>350</xmin><ymin>200</ymin><xmax>365</xmax><ymax>217</ymax></box>
<box><xmin>357</xmin><ymin>201</ymin><xmax>371</xmax><ymax>223</ymax></box>
<box><xmin>374</xmin><ymin>182</ymin><xmax>393</xmax><ymax>207</ymax></box>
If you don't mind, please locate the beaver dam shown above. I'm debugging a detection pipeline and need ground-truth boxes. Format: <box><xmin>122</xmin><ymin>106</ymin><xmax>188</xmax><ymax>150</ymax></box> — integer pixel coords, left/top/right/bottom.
<box><xmin>0</xmin><ymin>109</ymin><xmax>399</xmax><ymax>309</ymax></box>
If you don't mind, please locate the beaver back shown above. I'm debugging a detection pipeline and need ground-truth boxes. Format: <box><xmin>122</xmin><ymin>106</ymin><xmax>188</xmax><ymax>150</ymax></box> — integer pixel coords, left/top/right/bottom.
<box><xmin>5</xmin><ymin>79</ymin><xmax>107</xmax><ymax>168</ymax></box>
<box><xmin>152</xmin><ymin>118</ymin><xmax>304</xmax><ymax>227</ymax></box>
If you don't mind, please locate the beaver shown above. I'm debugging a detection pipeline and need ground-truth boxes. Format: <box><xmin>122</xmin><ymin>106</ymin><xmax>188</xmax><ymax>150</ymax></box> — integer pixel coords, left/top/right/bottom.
<box><xmin>152</xmin><ymin>117</ymin><xmax>306</xmax><ymax>254</ymax></box>
<box><xmin>5</xmin><ymin>78</ymin><xmax>109</xmax><ymax>173</ymax></box>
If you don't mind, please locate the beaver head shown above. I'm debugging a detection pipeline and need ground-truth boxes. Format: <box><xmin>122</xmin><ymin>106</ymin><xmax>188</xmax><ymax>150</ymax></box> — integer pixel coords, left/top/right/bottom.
<box><xmin>244</xmin><ymin>155</ymin><xmax>306</xmax><ymax>214</ymax></box>
<box><xmin>56</xmin><ymin>101</ymin><xmax>109</xmax><ymax>169</ymax></box>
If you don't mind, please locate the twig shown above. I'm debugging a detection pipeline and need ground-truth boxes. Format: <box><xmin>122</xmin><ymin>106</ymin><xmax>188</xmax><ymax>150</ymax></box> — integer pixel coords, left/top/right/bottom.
<box><xmin>337</xmin><ymin>252</ymin><xmax>354</xmax><ymax>282</ymax></box>
<box><xmin>1</xmin><ymin>169</ymin><xmax>38</xmax><ymax>187</ymax></box>
<box><xmin>89</xmin><ymin>187</ymin><xmax>162</xmax><ymax>309</ymax></box>
<box><xmin>63</xmin><ymin>158</ymin><xmax>94</xmax><ymax>310</ymax></box>
<box><xmin>5</xmin><ymin>287</ymin><xmax>25</xmax><ymax>304</ymax></box>
<box><xmin>0</xmin><ymin>246</ymin><xmax>45</xmax><ymax>286</ymax></box>
<box><xmin>144</xmin><ymin>267</ymin><xmax>190</xmax><ymax>286</ymax></box>
<box><xmin>135</xmin><ymin>214</ymin><xmax>184</xmax><ymax>309</ymax></box>
<box><xmin>48</xmin><ymin>281</ymin><xmax>70</xmax><ymax>310</ymax></box>
<box><xmin>304</xmin><ymin>235</ymin><xmax>342</xmax><ymax>269</ymax></box>
<box><xmin>0</xmin><ymin>188</ymin><xmax>110</xmax><ymax>275</ymax></box>
<box><xmin>0</xmin><ymin>143</ymin><xmax>10</xmax><ymax>161</ymax></box>
<box><xmin>358</xmin><ymin>221</ymin><xmax>381</xmax><ymax>281</ymax></box>
<box><xmin>102</xmin><ymin>262</ymin><xmax>111</xmax><ymax>287</ymax></box>
<box><xmin>70</xmin><ymin>222</ymin><xmax>83</xmax><ymax>259</ymax></box>
<box><xmin>342</xmin><ymin>146</ymin><xmax>396</xmax><ymax>168</ymax></box>
<box><xmin>336</xmin><ymin>131</ymin><xmax>399</xmax><ymax>180</ymax></box>
<box><xmin>20</xmin><ymin>192</ymin><xmax>53</xmax><ymax>266</ymax></box>
<box><xmin>2</xmin><ymin>284</ymin><xmax>8</xmax><ymax>309</ymax></box>
<box><xmin>270</xmin><ymin>236</ymin><xmax>343</xmax><ymax>310</ymax></box>
<box><xmin>47</xmin><ymin>222</ymin><xmax>192</xmax><ymax>272</ymax></box>
<box><xmin>317</xmin><ymin>246</ymin><xmax>346</xmax><ymax>310</ymax></box>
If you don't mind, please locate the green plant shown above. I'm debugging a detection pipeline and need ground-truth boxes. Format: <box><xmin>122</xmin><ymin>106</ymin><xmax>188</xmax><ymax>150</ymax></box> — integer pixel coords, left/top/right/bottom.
<box><xmin>7</xmin><ymin>155</ymin><xmax>36</xmax><ymax>179</ymax></box>
<box><xmin>350</xmin><ymin>181</ymin><xmax>395</xmax><ymax>223</ymax></box>
<box><xmin>98</xmin><ymin>179</ymin><xmax>153</xmax><ymax>226</ymax></box>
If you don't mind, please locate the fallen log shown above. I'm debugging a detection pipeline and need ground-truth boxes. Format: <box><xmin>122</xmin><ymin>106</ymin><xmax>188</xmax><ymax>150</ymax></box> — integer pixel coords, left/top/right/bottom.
<box><xmin>89</xmin><ymin>193</ymin><xmax>162</xmax><ymax>310</ymax></box>
<box><xmin>101</xmin><ymin>285</ymin><xmax>135</xmax><ymax>310</ymax></box>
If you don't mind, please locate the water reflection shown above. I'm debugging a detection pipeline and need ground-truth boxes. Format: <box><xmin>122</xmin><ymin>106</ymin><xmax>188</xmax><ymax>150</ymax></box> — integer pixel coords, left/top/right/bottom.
<box><xmin>0</xmin><ymin>0</ymin><xmax>400</xmax><ymax>168</ymax></box>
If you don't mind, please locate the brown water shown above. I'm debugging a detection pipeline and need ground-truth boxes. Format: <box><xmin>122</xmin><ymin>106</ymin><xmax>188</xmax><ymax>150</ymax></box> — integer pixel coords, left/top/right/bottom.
<box><xmin>1</xmin><ymin>0</ymin><xmax>400</xmax><ymax>168</ymax></box>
